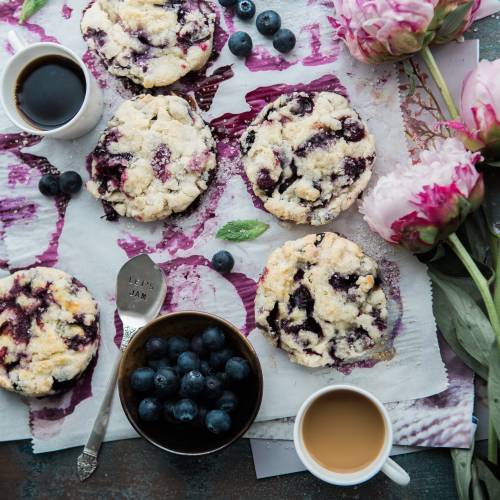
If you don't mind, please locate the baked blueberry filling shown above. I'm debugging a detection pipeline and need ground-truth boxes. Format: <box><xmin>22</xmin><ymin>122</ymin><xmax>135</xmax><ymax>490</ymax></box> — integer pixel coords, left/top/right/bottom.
<box><xmin>151</xmin><ymin>144</ymin><xmax>171</xmax><ymax>182</ymax></box>
<box><xmin>277</xmin><ymin>160</ymin><xmax>298</xmax><ymax>194</ymax></box>
<box><xmin>343</xmin><ymin>157</ymin><xmax>367</xmax><ymax>183</ymax></box>
<box><xmin>329</xmin><ymin>273</ymin><xmax>359</xmax><ymax>291</ymax></box>
<box><xmin>341</xmin><ymin>118</ymin><xmax>365</xmax><ymax>142</ymax></box>
<box><xmin>90</xmin><ymin>147</ymin><xmax>131</xmax><ymax>195</ymax></box>
<box><xmin>347</xmin><ymin>326</ymin><xmax>374</xmax><ymax>347</ymax></box>
<box><xmin>240</xmin><ymin>130</ymin><xmax>256</xmax><ymax>155</ymax></box>
<box><xmin>83</xmin><ymin>28</ymin><xmax>107</xmax><ymax>47</ymax></box>
<box><xmin>288</xmin><ymin>285</ymin><xmax>313</xmax><ymax>313</ymax></box>
<box><xmin>290</xmin><ymin>95</ymin><xmax>314</xmax><ymax>116</ymax></box>
<box><xmin>267</xmin><ymin>302</ymin><xmax>280</xmax><ymax>336</ymax></box>
<box><xmin>293</xmin><ymin>269</ymin><xmax>305</xmax><ymax>281</ymax></box>
<box><xmin>256</xmin><ymin>169</ymin><xmax>276</xmax><ymax>196</ymax></box>
<box><xmin>314</xmin><ymin>233</ymin><xmax>325</xmax><ymax>246</ymax></box>
<box><xmin>294</xmin><ymin>130</ymin><xmax>340</xmax><ymax>158</ymax></box>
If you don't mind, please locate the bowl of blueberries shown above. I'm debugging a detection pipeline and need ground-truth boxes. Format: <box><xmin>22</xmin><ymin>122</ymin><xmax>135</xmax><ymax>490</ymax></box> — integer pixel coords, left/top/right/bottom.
<box><xmin>118</xmin><ymin>311</ymin><xmax>263</xmax><ymax>455</ymax></box>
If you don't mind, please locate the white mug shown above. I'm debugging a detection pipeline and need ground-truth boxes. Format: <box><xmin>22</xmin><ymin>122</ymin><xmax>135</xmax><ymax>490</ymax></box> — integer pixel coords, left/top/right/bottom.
<box><xmin>293</xmin><ymin>384</ymin><xmax>410</xmax><ymax>487</ymax></box>
<box><xmin>1</xmin><ymin>31</ymin><xmax>103</xmax><ymax>140</ymax></box>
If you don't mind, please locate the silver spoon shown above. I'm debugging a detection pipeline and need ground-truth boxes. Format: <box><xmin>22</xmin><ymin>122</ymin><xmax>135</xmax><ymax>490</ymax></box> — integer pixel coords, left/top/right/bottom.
<box><xmin>77</xmin><ymin>254</ymin><xmax>167</xmax><ymax>481</ymax></box>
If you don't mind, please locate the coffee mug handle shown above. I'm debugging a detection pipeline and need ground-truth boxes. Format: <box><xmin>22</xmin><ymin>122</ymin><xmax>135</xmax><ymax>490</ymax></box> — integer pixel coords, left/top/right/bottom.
<box><xmin>8</xmin><ymin>31</ymin><xmax>27</xmax><ymax>54</ymax></box>
<box><xmin>381</xmin><ymin>457</ymin><xmax>410</xmax><ymax>486</ymax></box>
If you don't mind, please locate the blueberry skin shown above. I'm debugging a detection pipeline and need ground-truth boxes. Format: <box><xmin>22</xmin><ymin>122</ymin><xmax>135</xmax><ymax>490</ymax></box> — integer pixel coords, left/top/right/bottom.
<box><xmin>200</xmin><ymin>360</ymin><xmax>214</xmax><ymax>376</ymax></box>
<box><xmin>209</xmin><ymin>347</ymin><xmax>234</xmax><ymax>370</ymax></box>
<box><xmin>153</xmin><ymin>367</ymin><xmax>179</xmax><ymax>398</ymax></box>
<box><xmin>138</xmin><ymin>397</ymin><xmax>162</xmax><ymax>422</ymax></box>
<box><xmin>162</xmin><ymin>400</ymin><xmax>176</xmax><ymax>422</ymax></box>
<box><xmin>59</xmin><ymin>171</ymin><xmax>82</xmax><ymax>195</ymax></box>
<box><xmin>273</xmin><ymin>28</ymin><xmax>296</xmax><ymax>53</ymax></box>
<box><xmin>218</xmin><ymin>0</ymin><xmax>236</xmax><ymax>6</ymax></box>
<box><xmin>225</xmin><ymin>356</ymin><xmax>251</xmax><ymax>381</ymax></box>
<box><xmin>38</xmin><ymin>174</ymin><xmax>60</xmax><ymax>196</ymax></box>
<box><xmin>203</xmin><ymin>375</ymin><xmax>224</xmax><ymax>400</ymax></box>
<box><xmin>177</xmin><ymin>351</ymin><xmax>200</xmax><ymax>375</ymax></box>
<box><xmin>190</xmin><ymin>334</ymin><xmax>207</xmax><ymax>358</ymax></box>
<box><xmin>205</xmin><ymin>409</ymin><xmax>232</xmax><ymax>434</ymax></box>
<box><xmin>145</xmin><ymin>336</ymin><xmax>169</xmax><ymax>359</ymax></box>
<box><xmin>173</xmin><ymin>399</ymin><xmax>199</xmax><ymax>423</ymax></box>
<box><xmin>179</xmin><ymin>370</ymin><xmax>205</xmax><ymax>398</ymax></box>
<box><xmin>147</xmin><ymin>357</ymin><xmax>171</xmax><ymax>371</ymax></box>
<box><xmin>228</xmin><ymin>31</ymin><xmax>253</xmax><ymax>57</ymax></box>
<box><xmin>202</xmin><ymin>326</ymin><xmax>226</xmax><ymax>351</ymax></box>
<box><xmin>215</xmin><ymin>371</ymin><xmax>228</xmax><ymax>385</ymax></box>
<box><xmin>235</xmin><ymin>0</ymin><xmax>255</xmax><ymax>19</ymax></box>
<box><xmin>196</xmin><ymin>404</ymin><xmax>209</xmax><ymax>427</ymax></box>
<box><xmin>167</xmin><ymin>336</ymin><xmax>190</xmax><ymax>360</ymax></box>
<box><xmin>211</xmin><ymin>250</ymin><xmax>235</xmax><ymax>273</ymax></box>
<box><xmin>256</xmin><ymin>10</ymin><xmax>281</xmax><ymax>36</ymax></box>
<box><xmin>215</xmin><ymin>390</ymin><xmax>238</xmax><ymax>413</ymax></box>
<box><xmin>130</xmin><ymin>367</ymin><xmax>155</xmax><ymax>393</ymax></box>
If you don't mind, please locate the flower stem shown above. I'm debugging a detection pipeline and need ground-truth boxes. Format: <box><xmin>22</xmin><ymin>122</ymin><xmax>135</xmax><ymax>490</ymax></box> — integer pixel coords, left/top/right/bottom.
<box><xmin>489</xmin><ymin>420</ymin><xmax>498</xmax><ymax>465</ymax></box>
<box><xmin>421</xmin><ymin>46</ymin><xmax>460</xmax><ymax>120</ymax></box>
<box><xmin>494</xmin><ymin>241</ymin><xmax>500</xmax><ymax>315</ymax></box>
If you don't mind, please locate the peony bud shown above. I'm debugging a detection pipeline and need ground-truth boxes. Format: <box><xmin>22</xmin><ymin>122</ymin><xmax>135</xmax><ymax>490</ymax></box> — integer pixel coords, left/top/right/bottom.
<box><xmin>360</xmin><ymin>138</ymin><xmax>483</xmax><ymax>253</ymax></box>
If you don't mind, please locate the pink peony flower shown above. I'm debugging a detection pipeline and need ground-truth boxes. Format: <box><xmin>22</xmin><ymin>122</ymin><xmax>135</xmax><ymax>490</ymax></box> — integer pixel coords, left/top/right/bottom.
<box><xmin>448</xmin><ymin>59</ymin><xmax>500</xmax><ymax>157</ymax></box>
<box><xmin>360</xmin><ymin>138</ymin><xmax>483</xmax><ymax>252</ymax></box>
<box><xmin>332</xmin><ymin>0</ymin><xmax>481</xmax><ymax>63</ymax></box>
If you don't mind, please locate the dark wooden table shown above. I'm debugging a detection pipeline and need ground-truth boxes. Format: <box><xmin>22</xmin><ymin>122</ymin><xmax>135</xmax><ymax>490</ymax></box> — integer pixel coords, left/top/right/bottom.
<box><xmin>1</xmin><ymin>15</ymin><xmax>498</xmax><ymax>500</ymax></box>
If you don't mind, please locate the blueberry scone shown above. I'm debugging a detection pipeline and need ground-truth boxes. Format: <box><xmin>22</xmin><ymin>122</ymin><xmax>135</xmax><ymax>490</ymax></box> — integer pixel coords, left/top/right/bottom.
<box><xmin>0</xmin><ymin>267</ymin><xmax>100</xmax><ymax>398</ymax></box>
<box><xmin>255</xmin><ymin>232</ymin><xmax>390</xmax><ymax>368</ymax></box>
<box><xmin>240</xmin><ymin>92</ymin><xmax>376</xmax><ymax>225</ymax></box>
<box><xmin>86</xmin><ymin>94</ymin><xmax>217</xmax><ymax>221</ymax></box>
<box><xmin>81</xmin><ymin>0</ymin><xmax>215</xmax><ymax>88</ymax></box>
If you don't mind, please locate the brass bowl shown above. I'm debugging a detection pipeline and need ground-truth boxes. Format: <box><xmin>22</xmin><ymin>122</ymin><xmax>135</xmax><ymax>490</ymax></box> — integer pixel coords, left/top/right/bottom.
<box><xmin>118</xmin><ymin>311</ymin><xmax>263</xmax><ymax>456</ymax></box>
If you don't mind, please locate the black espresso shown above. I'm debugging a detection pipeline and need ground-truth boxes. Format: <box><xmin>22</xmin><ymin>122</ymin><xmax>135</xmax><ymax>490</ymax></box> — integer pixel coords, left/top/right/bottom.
<box><xmin>15</xmin><ymin>55</ymin><xmax>86</xmax><ymax>130</ymax></box>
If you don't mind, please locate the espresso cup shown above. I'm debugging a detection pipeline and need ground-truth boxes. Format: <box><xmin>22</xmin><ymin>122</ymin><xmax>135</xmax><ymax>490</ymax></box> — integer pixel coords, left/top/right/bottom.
<box><xmin>1</xmin><ymin>31</ymin><xmax>103</xmax><ymax>140</ymax></box>
<box><xmin>293</xmin><ymin>384</ymin><xmax>410</xmax><ymax>487</ymax></box>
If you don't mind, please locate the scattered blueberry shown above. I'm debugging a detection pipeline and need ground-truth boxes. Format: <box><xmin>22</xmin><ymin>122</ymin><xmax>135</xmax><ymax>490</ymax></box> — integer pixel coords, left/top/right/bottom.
<box><xmin>205</xmin><ymin>409</ymin><xmax>232</xmax><ymax>434</ymax></box>
<box><xmin>256</xmin><ymin>10</ymin><xmax>281</xmax><ymax>36</ymax></box>
<box><xmin>190</xmin><ymin>334</ymin><xmax>207</xmax><ymax>358</ymax></box>
<box><xmin>228</xmin><ymin>31</ymin><xmax>253</xmax><ymax>57</ymax></box>
<box><xmin>202</xmin><ymin>326</ymin><xmax>226</xmax><ymax>351</ymax></box>
<box><xmin>235</xmin><ymin>0</ymin><xmax>255</xmax><ymax>19</ymax></box>
<box><xmin>154</xmin><ymin>367</ymin><xmax>179</xmax><ymax>398</ymax></box>
<box><xmin>173</xmin><ymin>399</ymin><xmax>199</xmax><ymax>423</ymax></box>
<box><xmin>209</xmin><ymin>347</ymin><xmax>234</xmax><ymax>370</ymax></box>
<box><xmin>218</xmin><ymin>0</ymin><xmax>236</xmax><ymax>6</ymax></box>
<box><xmin>145</xmin><ymin>336</ymin><xmax>169</xmax><ymax>359</ymax></box>
<box><xmin>225</xmin><ymin>356</ymin><xmax>251</xmax><ymax>381</ymax></box>
<box><xmin>167</xmin><ymin>336</ymin><xmax>190</xmax><ymax>360</ymax></box>
<box><xmin>177</xmin><ymin>351</ymin><xmax>200</xmax><ymax>375</ymax></box>
<box><xmin>273</xmin><ymin>28</ymin><xmax>296</xmax><ymax>53</ymax></box>
<box><xmin>38</xmin><ymin>174</ymin><xmax>60</xmax><ymax>196</ymax></box>
<box><xmin>59</xmin><ymin>171</ymin><xmax>82</xmax><ymax>195</ymax></box>
<box><xmin>200</xmin><ymin>360</ymin><xmax>214</xmax><ymax>377</ymax></box>
<box><xmin>179</xmin><ymin>370</ymin><xmax>205</xmax><ymax>398</ymax></box>
<box><xmin>147</xmin><ymin>357</ymin><xmax>171</xmax><ymax>371</ymax></box>
<box><xmin>130</xmin><ymin>367</ymin><xmax>155</xmax><ymax>392</ymax></box>
<box><xmin>138</xmin><ymin>397</ymin><xmax>162</xmax><ymax>422</ymax></box>
<box><xmin>212</xmin><ymin>250</ymin><xmax>235</xmax><ymax>273</ymax></box>
<box><xmin>203</xmin><ymin>375</ymin><xmax>224</xmax><ymax>400</ymax></box>
<box><xmin>215</xmin><ymin>390</ymin><xmax>238</xmax><ymax>413</ymax></box>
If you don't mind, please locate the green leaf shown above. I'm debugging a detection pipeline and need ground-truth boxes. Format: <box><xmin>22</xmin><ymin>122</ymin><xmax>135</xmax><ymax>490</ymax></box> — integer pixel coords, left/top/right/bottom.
<box><xmin>488</xmin><ymin>343</ymin><xmax>500</xmax><ymax>440</ymax></box>
<box><xmin>431</xmin><ymin>271</ymin><xmax>495</xmax><ymax>367</ymax></box>
<box><xmin>451</xmin><ymin>443</ymin><xmax>474</xmax><ymax>500</ymax></box>
<box><xmin>435</xmin><ymin>1</ymin><xmax>474</xmax><ymax>43</ymax></box>
<box><xmin>475</xmin><ymin>458</ymin><xmax>500</xmax><ymax>500</ymax></box>
<box><xmin>401</xmin><ymin>59</ymin><xmax>417</xmax><ymax>96</ymax></box>
<box><xmin>19</xmin><ymin>0</ymin><xmax>48</xmax><ymax>22</ymax></box>
<box><xmin>216</xmin><ymin>220</ymin><xmax>269</xmax><ymax>242</ymax></box>
<box><xmin>462</xmin><ymin>212</ymin><xmax>490</xmax><ymax>265</ymax></box>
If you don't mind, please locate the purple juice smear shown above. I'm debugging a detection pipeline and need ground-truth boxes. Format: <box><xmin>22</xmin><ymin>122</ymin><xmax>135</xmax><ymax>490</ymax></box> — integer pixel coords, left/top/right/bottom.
<box><xmin>8</xmin><ymin>163</ymin><xmax>31</xmax><ymax>187</ymax></box>
<box><xmin>82</xmin><ymin>50</ymin><xmax>108</xmax><ymax>89</ymax></box>
<box><xmin>301</xmin><ymin>22</ymin><xmax>340</xmax><ymax>66</ymax></box>
<box><xmin>0</xmin><ymin>197</ymin><xmax>37</xmax><ymax>228</ymax></box>
<box><xmin>61</xmin><ymin>3</ymin><xmax>73</xmax><ymax>19</ymax></box>
<box><xmin>246</xmin><ymin>45</ymin><xmax>297</xmax><ymax>73</ymax></box>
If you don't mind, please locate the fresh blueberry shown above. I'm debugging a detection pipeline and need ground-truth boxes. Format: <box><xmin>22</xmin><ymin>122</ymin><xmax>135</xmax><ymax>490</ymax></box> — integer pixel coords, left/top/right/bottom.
<box><xmin>218</xmin><ymin>0</ymin><xmax>236</xmax><ymax>6</ymax></box>
<box><xmin>225</xmin><ymin>356</ymin><xmax>251</xmax><ymax>381</ymax></box>
<box><xmin>215</xmin><ymin>390</ymin><xmax>238</xmax><ymax>413</ymax></box>
<box><xmin>179</xmin><ymin>370</ymin><xmax>205</xmax><ymax>398</ymax></box>
<box><xmin>177</xmin><ymin>351</ymin><xmax>200</xmax><ymax>375</ymax></box>
<box><xmin>196</xmin><ymin>404</ymin><xmax>209</xmax><ymax>427</ymax></box>
<box><xmin>209</xmin><ymin>347</ymin><xmax>234</xmax><ymax>370</ymax></box>
<box><xmin>203</xmin><ymin>375</ymin><xmax>224</xmax><ymax>400</ymax></box>
<box><xmin>130</xmin><ymin>367</ymin><xmax>155</xmax><ymax>392</ymax></box>
<box><xmin>200</xmin><ymin>360</ymin><xmax>214</xmax><ymax>376</ymax></box>
<box><xmin>138</xmin><ymin>397</ymin><xmax>162</xmax><ymax>422</ymax></box>
<box><xmin>153</xmin><ymin>367</ymin><xmax>179</xmax><ymax>398</ymax></box>
<box><xmin>215</xmin><ymin>371</ymin><xmax>228</xmax><ymax>385</ymax></box>
<box><xmin>273</xmin><ymin>28</ymin><xmax>296</xmax><ymax>53</ymax></box>
<box><xmin>256</xmin><ymin>10</ymin><xmax>281</xmax><ymax>36</ymax></box>
<box><xmin>202</xmin><ymin>326</ymin><xmax>226</xmax><ymax>351</ymax></box>
<box><xmin>211</xmin><ymin>250</ymin><xmax>235</xmax><ymax>273</ymax></box>
<box><xmin>59</xmin><ymin>171</ymin><xmax>82</xmax><ymax>195</ymax></box>
<box><xmin>162</xmin><ymin>400</ymin><xmax>176</xmax><ymax>422</ymax></box>
<box><xmin>190</xmin><ymin>334</ymin><xmax>207</xmax><ymax>358</ymax></box>
<box><xmin>145</xmin><ymin>336</ymin><xmax>169</xmax><ymax>359</ymax></box>
<box><xmin>235</xmin><ymin>0</ymin><xmax>255</xmax><ymax>19</ymax></box>
<box><xmin>228</xmin><ymin>31</ymin><xmax>253</xmax><ymax>57</ymax></box>
<box><xmin>167</xmin><ymin>336</ymin><xmax>190</xmax><ymax>360</ymax></box>
<box><xmin>147</xmin><ymin>357</ymin><xmax>171</xmax><ymax>371</ymax></box>
<box><xmin>173</xmin><ymin>399</ymin><xmax>199</xmax><ymax>423</ymax></box>
<box><xmin>38</xmin><ymin>174</ymin><xmax>60</xmax><ymax>196</ymax></box>
<box><xmin>205</xmin><ymin>409</ymin><xmax>231</xmax><ymax>434</ymax></box>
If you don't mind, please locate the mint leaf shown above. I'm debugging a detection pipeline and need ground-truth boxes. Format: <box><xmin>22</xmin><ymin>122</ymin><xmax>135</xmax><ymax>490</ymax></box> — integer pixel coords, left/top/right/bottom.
<box><xmin>216</xmin><ymin>220</ymin><xmax>269</xmax><ymax>241</ymax></box>
<box><xmin>19</xmin><ymin>0</ymin><xmax>48</xmax><ymax>22</ymax></box>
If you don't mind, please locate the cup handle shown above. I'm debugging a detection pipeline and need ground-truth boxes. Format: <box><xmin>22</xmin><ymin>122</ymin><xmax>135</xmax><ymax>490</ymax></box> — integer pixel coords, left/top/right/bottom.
<box><xmin>381</xmin><ymin>457</ymin><xmax>410</xmax><ymax>486</ymax></box>
<box><xmin>8</xmin><ymin>31</ymin><xmax>27</xmax><ymax>53</ymax></box>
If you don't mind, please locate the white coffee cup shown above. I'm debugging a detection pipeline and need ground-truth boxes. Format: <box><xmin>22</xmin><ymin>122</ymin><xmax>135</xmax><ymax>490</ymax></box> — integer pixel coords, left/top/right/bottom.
<box><xmin>1</xmin><ymin>31</ymin><xmax>103</xmax><ymax>140</ymax></box>
<box><xmin>293</xmin><ymin>384</ymin><xmax>410</xmax><ymax>487</ymax></box>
